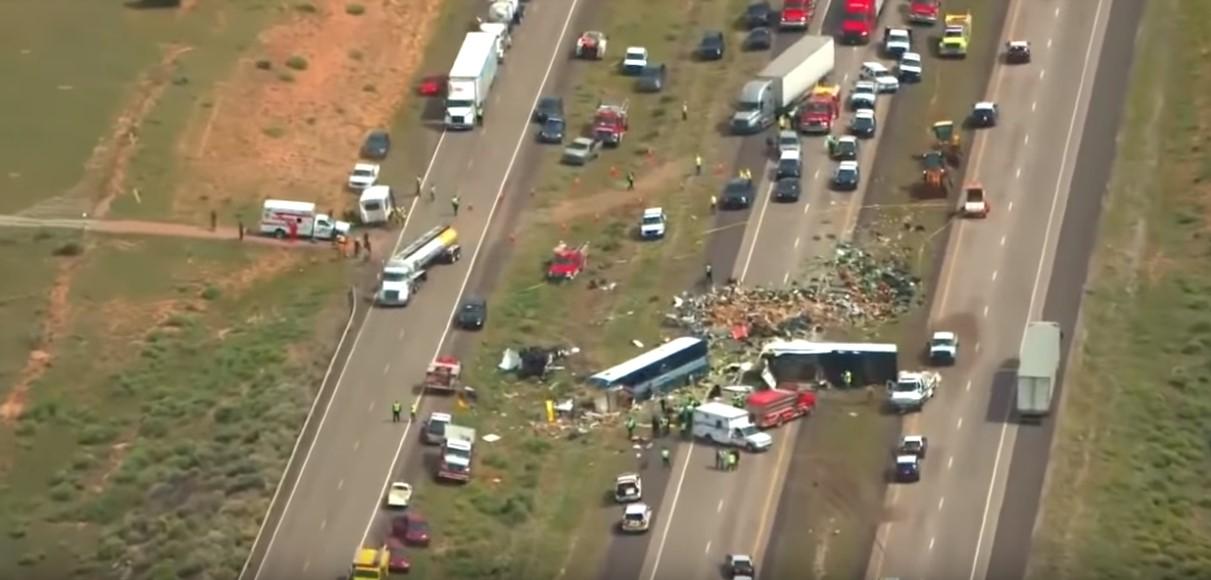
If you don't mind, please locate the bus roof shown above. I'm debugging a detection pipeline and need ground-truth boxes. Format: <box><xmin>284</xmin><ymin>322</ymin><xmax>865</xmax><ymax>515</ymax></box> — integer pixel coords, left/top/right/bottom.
<box><xmin>761</xmin><ymin>339</ymin><xmax>897</xmax><ymax>356</ymax></box>
<box><xmin>590</xmin><ymin>337</ymin><xmax>705</xmax><ymax>384</ymax></box>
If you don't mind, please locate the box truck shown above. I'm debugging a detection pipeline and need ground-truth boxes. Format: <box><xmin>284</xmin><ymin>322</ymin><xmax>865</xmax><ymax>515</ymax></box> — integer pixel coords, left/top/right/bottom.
<box><xmin>1016</xmin><ymin>321</ymin><xmax>1062</xmax><ymax>419</ymax></box>
<box><xmin>258</xmin><ymin>199</ymin><xmax>350</xmax><ymax>240</ymax></box>
<box><xmin>446</xmin><ymin>32</ymin><xmax>500</xmax><ymax>130</ymax></box>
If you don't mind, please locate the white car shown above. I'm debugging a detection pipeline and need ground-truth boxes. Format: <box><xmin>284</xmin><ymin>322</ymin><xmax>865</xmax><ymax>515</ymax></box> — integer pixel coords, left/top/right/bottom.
<box><xmin>859</xmin><ymin>61</ymin><xmax>900</xmax><ymax>93</ymax></box>
<box><xmin>621</xmin><ymin>46</ymin><xmax>649</xmax><ymax>75</ymax></box>
<box><xmin>639</xmin><ymin>207</ymin><xmax>667</xmax><ymax>239</ymax></box>
<box><xmin>883</xmin><ymin>28</ymin><xmax>912</xmax><ymax>57</ymax></box>
<box><xmin>621</xmin><ymin>502</ymin><xmax>653</xmax><ymax>533</ymax></box>
<box><xmin>347</xmin><ymin>162</ymin><xmax>380</xmax><ymax>190</ymax></box>
<box><xmin>850</xmin><ymin>84</ymin><xmax>877</xmax><ymax>111</ymax></box>
<box><xmin>777</xmin><ymin>129</ymin><xmax>801</xmax><ymax>156</ymax></box>
<box><xmin>614</xmin><ymin>473</ymin><xmax>643</xmax><ymax>503</ymax></box>
<box><xmin>898</xmin><ymin>52</ymin><xmax>923</xmax><ymax>81</ymax></box>
<box><xmin>928</xmin><ymin>331</ymin><xmax>959</xmax><ymax>364</ymax></box>
<box><xmin>859</xmin><ymin>61</ymin><xmax>891</xmax><ymax>80</ymax></box>
<box><xmin>385</xmin><ymin>481</ymin><xmax>412</xmax><ymax>509</ymax></box>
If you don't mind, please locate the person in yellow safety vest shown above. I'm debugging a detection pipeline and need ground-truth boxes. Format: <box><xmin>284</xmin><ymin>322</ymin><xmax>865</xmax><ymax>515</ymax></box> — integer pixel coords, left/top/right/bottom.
<box><xmin>843</xmin><ymin>370</ymin><xmax>854</xmax><ymax>388</ymax></box>
<box><xmin>410</xmin><ymin>398</ymin><xmax>419</xmax><ymax>420</ymax></box>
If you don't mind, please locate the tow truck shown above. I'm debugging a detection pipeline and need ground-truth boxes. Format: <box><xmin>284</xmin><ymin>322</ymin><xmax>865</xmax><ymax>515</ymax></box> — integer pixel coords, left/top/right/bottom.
<box><xmin>797</xmin><ymin>84</ymin><xmax>841</xmax><ymax>134</ymax></box>
<box><xmin>376</xmin><ymin>224</ymin><xmax>462</xmax><ymax>307</ymax></box>
<box><xmin>547</xmin><ymin>241</ymin><xmax>588</xmax><ymax>281</ymax></box>
<box><xmin>420</xmin><ymin>355</ymin><xmax>462</xmax><ymax>394</ymax></box>
<box><xmin>908</xmin><ymin>0</ymin><xmax>940</xmax><ymax>24</ymax></box>
<box><xmin>438</xmin><ymin>424</ymin><xmax>476</xmax><ymax>482</ymax></box>
<box><xmin>575</xmin><ymin>31</ymin><xmax>607</xmax><ymax>59</ymax></box>
<box><xmin>886</xmin><ymin>370</ymin><xmax>940</xmax><ymax>413</ymax></box>
<box><xmin>592</xmin><ymin>99</ymin><xmax>629</xmax><ymax>146</ymax></box>
<box><xmin>938</xmin><ymin>11</ymin><xmax>971</xmax><ymax>57</ymax></box>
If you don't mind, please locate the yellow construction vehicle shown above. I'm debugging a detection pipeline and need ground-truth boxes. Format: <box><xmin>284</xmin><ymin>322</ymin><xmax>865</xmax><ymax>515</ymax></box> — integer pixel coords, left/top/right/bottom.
<box><xmin>351</xmin><ymin>546</ymin><xmax>390</xmax><ymax>579</ymax></box>
<box><xmin>931</xmin><ymin>121</ymin><xmax>962</xmax><ymax>165</ymax></box>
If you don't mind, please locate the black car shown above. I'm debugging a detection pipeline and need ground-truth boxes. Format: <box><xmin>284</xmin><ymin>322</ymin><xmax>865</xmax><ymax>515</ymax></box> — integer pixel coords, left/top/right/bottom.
<box><xmin>743</xmin><ymin>1</ymin><xmax>774</xmax><ymax>28</ymax></box>
<box><xmin>776</xmin><ymin>155</ymin><xmax>801</xmax><ymax>179</ymax></box>
<box><xmin>533</xmin><ymin>96</ymin><xmax>564</xmax><ymax>123</ymax></box>
<box><xmin>895</xmin><ymin>455</ymin><xmax>921</xmax><ymax>483</ymax></box>
<box><xmin>361</xmin><ymin>130</ymin><xmax>391</xmax><ymax>160</ymax></box>
<box><xmin>537</xmin><ymin>117</ymin><xmax>566</xmax><ymax>143</ymax></box>
<box><xmin>720</xmin><ymin>178</ymin><xmax>755</xmax><ymax>209</ymax></box>
<box><xmin>850</xmin><ymin>110</ymin><xmax>877</xmax><ymax>138</ymax></box>
<box><xmin>969</xmin><ymin>102</ymin><xmax>999</xmax><ymax>128</ymax></box>
<box><xmin>637</xmin><ymin>64</ymin><xmax>667</xmax><ymax>93</ymax></box>
<box><xmin>832</xmin><ymin>161</ymin><xmax>860</xmax><ymax>191</ymax></box>
<box><xmin>698</xmin><ymin>31</ymin><xmax>726</xmax><ymax>60</ymax></box>
<box><xmin>455</xmin><ymin>296</ymin><xmax>487</xmax><ymax>330</ymax></box>
<box><xmin>744</xmin><ymin>27</ymin><xmax>772</xmax><ymax>51</ymax></box>
<box><xmin>773</xmin><ymin>177</ymin><xmax>800</xmax><ymax>202</ymax></box>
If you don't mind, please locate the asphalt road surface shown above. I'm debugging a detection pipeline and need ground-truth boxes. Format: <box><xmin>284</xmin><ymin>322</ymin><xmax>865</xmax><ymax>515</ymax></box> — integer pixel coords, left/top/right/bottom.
<box><xmin>240</xmin><ymin>0</ymin><xmax>591</xmax><ymax>577</ymax></box>
<box><xmin>864</xmin><ymin>1</ymin><xmax>1126</xmax><ymax>579</ymax></box>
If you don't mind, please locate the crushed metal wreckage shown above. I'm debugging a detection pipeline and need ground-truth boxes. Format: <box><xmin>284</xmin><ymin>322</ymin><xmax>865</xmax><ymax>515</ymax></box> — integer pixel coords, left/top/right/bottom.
<box><xmin>666</xmin><ymin>242</ymin><xmax>921</xmax><ymax>339</ymax></box>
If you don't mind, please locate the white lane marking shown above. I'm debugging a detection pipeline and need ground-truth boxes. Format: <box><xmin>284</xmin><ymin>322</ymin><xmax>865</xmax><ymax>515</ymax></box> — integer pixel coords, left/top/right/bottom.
<box><xmin>466</xmin><ymin>158</ymin><xmax>474</xmax><ymax>170</ymax></box>
<box><xmin>1031</xmin><ymin>101</ymin><xmax>1037</xmax><ymax>112</ymax></box>
<box><xmin>929</xmin><ymin>537</ymin><xmax>936</xmax><ymax>551</ymax></box>
<box><xmin>1008</xmin><ymin>201</ymin><xmax>1015</xmax><ymax>212</ymax></box>
<box><xmin>966</xmin><ymin>379</ymin><xmax>972</xmax><ymax>392</ymax></box>
<box><xmin>1047</xmin><ymin>38</ymin><xmax>1053</xmax><ymax>48</ymax></box>
<box><xmin>717</xmin><ymin>499</ymin><xmax>725</xmax><ymax>513</ymax></box>
<box><xmin>1000</xmin><ymin>235</ymin><xmax>1007</xmax><ymax>246</ymax></box>
<box><xmin>983</xmin><ymin>305</ymin><xmax>990</xmax><ymax>318</ymax></box>
<box><xmin>382</xmin><ymin>363</ymin><xmax>390</xmax><ymax>375</ymax></box>
<box><xmin>813</xmin><ymin>169</ymin><xmax>820</xmax><ymax>180</ymax></box>
<box><xmin>948</xmin><ymin>456</ymin><xmax>955</xmax><ymax>470</ymax></box>
<box><xmin>1054</xmin><ymin>6</ymin><xmax>1060</xmax><ymax>15</ymax></box>
<box><xmin>358</xmin><ymin>0</ymin><xmax>588</xmax><ymax>554</ymax></box>
<box><xmin>738</xmin><ymin>182</ymin><xmax>777</xmax><ymax>282</ymax></box>
<box><xmin>803</xmin><ymin>202</ymin><xmax>811</xmax><ymax>214</ymax></box>
<box><xmin>1024</xmin><ymin>134</ymin><xmax>1030</xmax><ymax>146</ymax></box>
<box><xmin>302</xmin><ymin>560</ymin><xmax>310</xmax><ymax>573</ymax></box>
<box><xmin>974</xmin><ymin>342</ymin><xmax>981</xmax><ymax>353</ymax></box>
<box><xmin>1039</xmin><ymin>69</ymin><xmax>1046</xmax><ymax>80</ymax></box>
<box><xmin>970</xmin><ymin>1</ymin><xmax>1106</xmax><ymax>577</ymax></box>
<box><xmin>794</xmin><ymin>237</ymin><xmax>801</xmax><ymax>249</ymax></box>
<box><xmin>705</xmin><ymin>541</ymin><xmax>712</xmax><ymax>555</ymax></box>
<box><xmin>320</xmin><ymin>519</ymin><xmax>327</xmax><ymax>530</ymax></box>
<box><xmin>353</xmin><ymin>440</ymin><xmax>360</xmax><ymax>451</ymax></box>
<box><xmin>938</xmin><ymin>497</ymin><xmax>945</xmax><ymax>511</ymax></box>
<box><xmin>399</xmin><ymin>328</ymin><xmax>406</xmax><ymax>340</ymax></box>
<box><xmin>956</xmin><ymin>418</ymin><xmax>964</xmax><ymax>430</ymax></box>
<box><xmin>1015</xmin><ymin>167</ymin><xmax>1021</xmax><ymax>179</ymax></box>
<box><xmin>337</xmin><ymin>479</ymin><xmax>344</xmax><ymax>491</ymax></box>
<box><xmin>783</xmin><ymin>272</ymin><xmax>790</xmax><ymax>285</ymax></box>
<box><xmin>368</xmin><ymin>401</ymin><xmax>375</xmax><ymax>413</ymax></box>
<box><xmin>991</xmin><ymin>270</ymin><xmax>998</xmax><ymax>281</ymax></box>
<box><xmin>843</xmin><ymin>73</ymin><xmax>850</xmax><ymax>84</ymax></box>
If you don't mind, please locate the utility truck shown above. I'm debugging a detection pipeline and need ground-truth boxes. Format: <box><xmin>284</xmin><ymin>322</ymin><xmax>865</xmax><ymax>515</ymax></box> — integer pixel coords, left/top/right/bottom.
<box><xmin>376</xmin><ymin>224</ymin><xmax>461</xmax><ymax>307</ymax></box>
<box><xmin>446</xmin><ymin>32</ymin><xmax>500</xmax><ymax>129</ymax></box>
<box><xmin>437</xmin><ymin>425</ymin><xmax>476</xmax><ymax>482</ymax></box>
<box><xmin>1016</xmin><ymin>321</ymin><xmax>1061</xmax><ymax>419</ymax></box>
<box><xmin>839</xmin><ymin>0</ymin><xmax>885</xmax><ymax>44</ymax></box>
<box><xmin>886</xmin><ymin>370</ymin><xmax>939</xmax><ymax>413</ymax></box>
<box><xmin>692</xmin><ymin>402</ymin><xmax>773</xmax><ymax>451</ymax></box>
<box><xmin>797</xmin><ymin>83</ymin><xmax>841</xmax><ymax>133</ymax></box>
<box><xmin>731</xmin><ymin>35</ymin><xmax>835</xmax><ymax>134</ymax></box>
<box><xmin>258</xmin><ymin>200</ymin><xmax>350</xmax><ymax>241</ymax></box>
<box><xmin>938</xmin><ymin>11</ymin><xmax>972</xmax><ymax>57</ymax></box>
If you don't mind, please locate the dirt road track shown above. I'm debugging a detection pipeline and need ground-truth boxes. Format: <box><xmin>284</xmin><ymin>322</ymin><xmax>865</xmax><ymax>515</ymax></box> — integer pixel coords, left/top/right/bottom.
<box><xmin>0</xmin><ymin>214</ymin><xmax>334</xmax><ymax>250</ymax></box>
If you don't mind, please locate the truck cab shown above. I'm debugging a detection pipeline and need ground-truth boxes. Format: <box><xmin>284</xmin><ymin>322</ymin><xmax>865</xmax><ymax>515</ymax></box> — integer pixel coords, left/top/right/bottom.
<box><xmin>438</xmin><ymin>425</ymin><xmax>476</xmax><ymax>482</ymax></box>
<box><xmin>351</xmin><ymin>546</ymin><xmax>390</xmax><ymax>579</ymax></box>
<box><xmin>887</xmin><ymin>370</ymin><xmax>939</xmax><ymax>413</ymax></box>
<box><xmin>779</xmin><ymin>0</ymin><xmax>812</xmax><ymax>30</ymax></box>
<box><xmin>692</xmin><ymin>402</ymin><xmax>773</xmax><ymax>451</ymax></box>
<box><xmin>731</xmin><ymin>80</ymin><xmax>779</xmax><ymax>134</ymax></box>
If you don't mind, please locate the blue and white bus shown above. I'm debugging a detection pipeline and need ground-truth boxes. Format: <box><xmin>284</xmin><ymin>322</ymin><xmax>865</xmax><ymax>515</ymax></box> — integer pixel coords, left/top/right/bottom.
<box><xmin>588</xmin><ymin>336</ymin><xmax>709</xmax><ymax>399</ymax></box>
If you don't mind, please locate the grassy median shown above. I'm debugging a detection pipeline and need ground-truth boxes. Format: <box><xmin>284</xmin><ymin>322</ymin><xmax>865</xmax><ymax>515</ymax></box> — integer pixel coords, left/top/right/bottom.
<box><xmin>1027</xmin><ymin>1</ymin><xmax>1211</xmax><ymax>577</ymax></box>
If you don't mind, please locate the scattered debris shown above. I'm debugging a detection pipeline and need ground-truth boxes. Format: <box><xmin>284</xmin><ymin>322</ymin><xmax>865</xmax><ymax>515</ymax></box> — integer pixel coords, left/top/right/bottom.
<box><xmin>481</xmin><ymin>433</ymin><xmax>501</xmax><ymax>443</ymax></box>
<box><xmin>498</xmin><ymin>345</ymin><xmax>580</xmax><ymax>378</ymax></box>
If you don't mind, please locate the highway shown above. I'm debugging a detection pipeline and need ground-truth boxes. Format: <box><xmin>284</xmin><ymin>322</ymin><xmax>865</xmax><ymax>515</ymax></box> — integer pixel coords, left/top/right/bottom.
<box><xmin>239</xmin><ymin>0</ymin><xmax>590</xmax><ymax>577</ymax></box>
<box><xmin>864</xmin><ymin>0</ymin><xmax>1123</xmax><ymax>579</ymax></box>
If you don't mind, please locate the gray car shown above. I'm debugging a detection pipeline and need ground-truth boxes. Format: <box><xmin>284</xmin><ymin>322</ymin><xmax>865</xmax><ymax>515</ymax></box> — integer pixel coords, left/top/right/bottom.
<box><xmin>562</xmin><ymin>137</ymin><xmax>601</xmax><ymax>165</ymax></box>
<box><xmin>637</xmin><ymin>64</ymin><xmax>667</xmax><ymax>92</ymax></box>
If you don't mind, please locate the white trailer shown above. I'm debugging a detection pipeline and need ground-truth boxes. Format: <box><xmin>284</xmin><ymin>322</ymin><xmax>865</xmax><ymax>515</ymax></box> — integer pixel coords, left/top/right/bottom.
<box><xmin>1016</xmin><ymin>321</ymin><xmax>1062</xmax><ymax>419</ymax></box>
<box><xmin>376</xmin><ymin>224</ymin><xmax>462</xmax><ymax>306</ymax></box>
<box><xmin>477</xmin><ymin>21</ymin><xmax>511</xmax><ymax>61</ymax></box>
<box><xmin>731</xmin><ymin>35</ymin><xmax>835</xmax><ymax>133</ymax></box>
<box><xmin>258</xmin><ymin>199</ymin><xmax>350</xmax><ymax>240</ymax></box>
<box><xmin>446</xmin><ymin>32</ymin><xmax>500</xmax><ymax>130</ymax></box>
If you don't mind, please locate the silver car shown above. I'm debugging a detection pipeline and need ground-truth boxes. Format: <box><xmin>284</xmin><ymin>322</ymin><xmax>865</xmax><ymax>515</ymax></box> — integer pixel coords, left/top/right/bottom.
<box><xmin>562</xmin><ymin>137</ymin><xmax>601</xmax><ymax>165</ymax></box>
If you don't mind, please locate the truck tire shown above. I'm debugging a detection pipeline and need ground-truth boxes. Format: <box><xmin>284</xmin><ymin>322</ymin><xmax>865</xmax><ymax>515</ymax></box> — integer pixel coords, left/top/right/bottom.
<box><xmin>273</xmin><ymin>229</ymin><xmax>286</xmax><ymax>239</ymax></box>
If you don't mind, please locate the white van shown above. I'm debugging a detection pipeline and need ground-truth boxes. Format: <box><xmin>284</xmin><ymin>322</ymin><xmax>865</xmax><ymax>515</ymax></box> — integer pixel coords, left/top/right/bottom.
<box><xmin>692</xmin><ymin>402</ymin><xmax>773</xmax><ymax>451</ymax></box>
<box><xmin>358</xmin><ymin>185</ymin><xmax>397</xmax><ymax>225</ymax></box>
<box><xmin>259</xmin><ymin>199</ymin><xmax>350</xmax><ymax>240</ymax></box>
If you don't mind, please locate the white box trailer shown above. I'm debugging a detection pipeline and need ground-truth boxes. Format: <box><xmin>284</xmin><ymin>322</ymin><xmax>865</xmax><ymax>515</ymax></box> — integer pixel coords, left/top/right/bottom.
<box><xmin>446</xmin><ymin>32</ymin><xmax>501</xmax><ymax>130</ymax></box>
<box><xmin>259</xmin><ymin>199</ymin><xmax>350</xmax><ymax>240</ymax></box>
<box><xmin>1016</xmin><ymin>321</ymin><xmax>1062</xmax><ymax>419</ymax></box>
<box><xmin>731</xmin><ymin>35</ymin><xmax>835</xmax><ymax>133</ymax></box>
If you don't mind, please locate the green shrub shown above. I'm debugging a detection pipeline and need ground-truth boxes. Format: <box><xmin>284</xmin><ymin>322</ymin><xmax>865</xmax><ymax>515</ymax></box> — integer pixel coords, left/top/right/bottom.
<box><xmin>285</xmin><ymin>55</ymin><xmax>309</xmax><ymax>71</ymax></box>
<box><xmin>345</xmin><ymin>3</ymin><xmax>366</xmax><ymax>15</ymax></box>
<box><xmin>52</xmin><ymin>241</ymin><xmax>84</xmax><ymax>256</ymax></box>
<box><xmin>200</xmin><ymin>285</ymin><xmax>221</xmax><ymax>300</ymax></box>
<box><xmin>294</xmin><ymin>2</ymin><xmax>317</xmax><ymax>12</ymax></box>
<box><xmin>254</xmin><ymin>59</ymin><xmax>273</xmax><ymax>70</ymax></box>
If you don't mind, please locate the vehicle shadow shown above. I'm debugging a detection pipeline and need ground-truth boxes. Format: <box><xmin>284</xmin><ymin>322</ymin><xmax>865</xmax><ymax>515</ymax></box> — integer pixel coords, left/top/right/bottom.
<box><xmin>124</xmin><ymin>0</ymin><xmax>180</xmax><ymax>8</ymax></box>
<box><xmin>985</xmin><ymin>359</ymin><xmax>1019</xmax><ymax>425</ymax></box>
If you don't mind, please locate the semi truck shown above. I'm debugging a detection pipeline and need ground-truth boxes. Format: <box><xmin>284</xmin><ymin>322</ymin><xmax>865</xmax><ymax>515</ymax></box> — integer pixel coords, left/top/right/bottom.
<box><xmin>839</xmin><ymin>0</ymin><xmax>885</xmax><ymax>45</ymax></box>
<box><xmin>446</xmin><ymin>32</ymin><xmax>500</xmax><ymax>129</ymax></box>
<box><xmin>438</xmin><ymin>425</ymin><xmax>477</xmax><ymax>482</ymax></box>
<box><xmin>1016</xmin><ymin>321</ymin><xmax>1062</xmax><ymax>420</ymax></box>
<box><xmin>730</xmin><ymin>35</ymin><xmax>835</xmax><ymax>134</ymax></box>
<box><xmin>376</xmin><ymin>224</ymin><xmax>462</xmax><ymax>307</ymax></box>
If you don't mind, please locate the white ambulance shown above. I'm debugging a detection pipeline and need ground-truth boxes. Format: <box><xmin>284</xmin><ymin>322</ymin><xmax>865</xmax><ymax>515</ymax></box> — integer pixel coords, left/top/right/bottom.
<box><xmin>259</xmin><ymin>199</ymin><xmax>350</xmax><ymax>240</ymax></box>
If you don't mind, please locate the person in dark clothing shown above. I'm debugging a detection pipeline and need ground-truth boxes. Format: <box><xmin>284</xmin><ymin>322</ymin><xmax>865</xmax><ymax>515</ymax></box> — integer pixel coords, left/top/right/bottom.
<box><xmin>362</xmin><ymin>233</ymin><xmax>372</xmax><ymax>259</ymax></box>
<box><xmin>210</xmin><ymin>210</ymin><xmax>218</xmax><ymax>231</ymax></box>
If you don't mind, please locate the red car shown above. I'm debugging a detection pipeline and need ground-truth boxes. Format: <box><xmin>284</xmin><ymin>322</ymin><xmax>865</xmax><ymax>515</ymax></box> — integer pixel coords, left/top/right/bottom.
<box><xmin>416</xmin><ymin>74</ymin><xmax>446</xmax><ymax>97</ymax></box>
<box><xmin>386</xmin><ymin>538</ymin><xmax>413</xmax><ymax>572</ymax></box>
<box><xmin>393</xmin><ymin>513</ymin><xmax>432</xmax><ymax>547</ymax></box>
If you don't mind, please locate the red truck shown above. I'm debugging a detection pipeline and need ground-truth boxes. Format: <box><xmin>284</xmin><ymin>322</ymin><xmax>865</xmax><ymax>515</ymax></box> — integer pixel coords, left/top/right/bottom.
<box><xmin>547</xmin><ymin>242</ymin><xmax>588</xmax><ymax>281</ymax></box>
<box><xmin>797</xmin><ymin>84</ymin><xmax>840</xmax><ymax>134</ymax></box>
<box><xmin>779</xmin><ymin>0</ymin><xmax>813</xmax><ymax>30</ymax></box>
<box><xmin>592</xmin><ymin>100</ymin><xmax>629</xmax><ymax>146</ymax></box>
<box><xmin>908</xmin><ymin>0</ymin><xmax>940</xmax><ymax>24</ymax></box>
<box><xmin>746</xmin><ymin>388</ymin><xmax>816</xmax><ymax>428</ymax></box>
<box><xmin>839</xmin><ymin>0</ymin><xmax>885</xmax><ymax>44</ymax></box>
